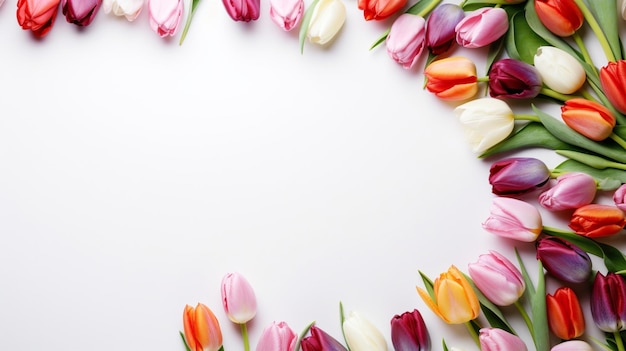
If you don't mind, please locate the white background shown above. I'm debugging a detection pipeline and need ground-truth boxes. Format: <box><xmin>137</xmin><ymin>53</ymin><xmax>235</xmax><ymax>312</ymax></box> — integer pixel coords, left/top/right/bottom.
<box><xmin>0</xmin><ymin>1</ymin><xmax>622</xmax><ymax>350</ymax></box>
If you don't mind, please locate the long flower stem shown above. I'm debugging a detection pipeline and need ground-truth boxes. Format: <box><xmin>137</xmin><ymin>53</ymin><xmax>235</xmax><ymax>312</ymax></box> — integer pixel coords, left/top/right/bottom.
<box><xmin>571</xmin><ymin>0</ymin><xmax>616</xmax><ymax>62</ymax></box>
<box><xmin>514</xmin><ymin>301</ymin><xmax>534</xmax><ymax>339</ymax></box>
<box><xmin>241</xmin><ymin>323</ymin><xmax>250</xmax><ymax>351</ymax></box>
<box><xmin>415</xmin><ymin>0</ymin><xmax>442</xmax><ymax>17</ymax></box>
<box><xmin>539</xmin><ymin>88</ymin><xmax>578</xmax><ymax>102</ymax></box>
<box><xmin>610</xmin><ymin>133</ymin><xmax>626</xmax><ymax>150</ymax></box>
<box><xmin>514</xmin><ymin>114</ymin><xmax>540</xmax><ymax>123</ymax></box>
<box><xmin>464</xmin><ymin>321</ymin><xmax>480</xmax><ymax>347</ymax></box>
<box><xmin>614</xmin><ymin>331</ymin><xmax>625</xmax><ymax>351</ymax></box>
<box><xmin>572</xmin><ymin>31</ymin><xmax>597</xmax><ymax>72</ymax></box>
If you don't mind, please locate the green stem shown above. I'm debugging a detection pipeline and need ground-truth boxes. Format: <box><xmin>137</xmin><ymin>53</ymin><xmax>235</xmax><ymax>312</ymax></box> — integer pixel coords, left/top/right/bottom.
<box><xmin>464</xmin><ymin>321</ymin><xmax>480</xmax><ymax>347</ymax></box>
<box><xmin>514</xmin><ymin>300</ymin><xmax>535</xmax><ymax>342</ymax></box>
<box><xmin>415</xmin><ymin>0</ymin><xmax>442</xmax><ymax>17</ymax></box>
<box><xmin>179</xmin><ymin>0</ymin><xmax>200</xmax><ymax>45</ymax></box>
<box><xmin>241</xmin><ymin>323</ymin><xmax>250</xmax><ymax>351</ymax></box>
<box><xmin>293</xmin><ymin>321</ymin><xmax>315</xmax><ymax>351</ymax></box>
<box><xmin>615</xmin><ymin>331</ymin><xmax>625</xmax><ymax>351</ymax></box>
<box><xmin>581</xmin><ymin>90</ymin><xmax>599</xmax><ymax>103</ymax></box>
<box><xmin>556</xmin><ymin>149</ymin><xmax>626</xmax><ymax>170</ymax></box>
<box><xmin>572</xmin><ymin>31</ymin><xmax>597</xmax><ymax>72</ymax></box>
<box><xmin>571</xmin><ymin>0</ymin><xmax>616</xmax><ymax>62</ymax></box>
<box><xmin>539</xmin><ymin>87</ymin><xmax>578</xmax><ymax>102</ymax></box>
<box><xmin>514</xmin><ymin>114</ymin><xmax>540</xmax><ymax>122</ymax></box>
<box><xmin>477</xmin><ymin>76</ymin><xmax>489</xmax><ymax>83</ymax></box>
<box><xmin>610</xmin><ymin>133</ymin><xmax>626</xmax><ymax>150</ymax></box>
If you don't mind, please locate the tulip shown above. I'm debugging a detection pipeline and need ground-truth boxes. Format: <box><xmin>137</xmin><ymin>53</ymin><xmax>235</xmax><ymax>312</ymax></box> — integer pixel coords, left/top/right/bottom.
<box><xmin>343</xmin><ymin>311</ymin><xmax>388</xmax><ymax>351</ymax></box>
<box><xmin>386</xmin><ymin>14</ymin><xmax>426</xmax><ymax>69</ymax></box>
<box><xmin>182</xmin><ymin>303</ymin><xmax>223</xmax><ymax>351</ymax></box>
<box><xmin>61</xmin><ymin>0</ymin><xmax>101</xmax><ymax>25</ymax></box>
<box><xmin>417</xmin><ymin>265</ymin><xmax>480</xmax><ymax>324</ymax></box>
<box><xmin>425</xmin><ymin>3</ymin><xmax>465</xmax><ymax>55</ymax></box>
<box><xmin>269</xmin><ymin>0</ymin><xmax>303</xmax><ymax>31</ymax></box>
<box><xmin>550</xmin><ymin>340</ymin><xmax>594</xmax><ymax>351</ymax></box>
<box><xmin>561</xmin><ymin>98</ymin><xmax>617</xmax><ymax>141</ymax></box>
<box><xmin>301</xmin><ymin>325</ymin><xmax>348</xmax><ymax>351</ymax></box>
<box><xmin>223</xmin><ymin>0</ymin><xmax>260</xmax><ymax>21</ymax></box>
<box><xmin>148</xmin><ymin>0</ymin><xmax>183</xmax><ymax>37</ymax></box>
<box><xmin>101</xmin><ymin>0</ymin><xmax>143</xmax><ymax>20</ymax></box>
<box><xmin>535</xmin><ymin>236</ymin><xmax>592</xmax><ymax>284</ymax></box>
<box><xmin>256</xmin><ymin>321</ymin><xmax>297</xmax><ymax>351</ymax></box>
<box><xmin>17</xmin><ymin>0</ymin><xmax>61</xmax><ymax>37</ymax></box>
<box><xmin>454</xmin><ymin>97</ymin><xmax>514</xmax><ymax>153</ymax></box>
<box><xmin>424</xmin><ymin>57</ymin><xmax>478</xmax><ymax>101</ymax></box>
<box><xmin>478</xmin><ymin>327</ymin><xmax>528</xmax><ymax>351</ymax></box>
<box><xmin>613</xmin><ymin>183</ymin><xmax>626</xmax><ymax>212</ymax></box>
<box><xmin>306</xmin><ymin>0</ymin><xmax>346</xmax><ymax>46</ymax></box>
<box><xmin>390</xmin><ymin>310</ymin><xmax>430</xmax><ymax>351</ymax></box>
<box><xmin>538</xmin><ymin>172</ymin><xmax>597</xmax><ymax>211</ymax></box>
<box><xmin>590</xmin><ymin>272</ymin><xmax>626</xmax><ymax>332</ymax></box>
<box><xmin>358</xmin><ymin>0</ymin><xmax>406</xmax><ymax>21</ymax></box>
<box><xmin>622</xmin><ymin>0</ymin><xmax>626</xmax><ymax>21</ymax></box>
<box><xmin>488</xmin><ymin>157</ymin><xmax>551</xmax><ymax>196</ymax></box>
<box><xmin>488</xmin><ymin>58</ymin><xmax>543</xmax><ymax>99</ymax></box>
<box><xmin>546</xmin><ymin>287</ymin><xmax>585</xmax><ymax>340</ymax></box>
<box><xmin>468</xmin><ymin>250</ymin><xmax>525</xmax><ymax>306</ymax></box>
<box><xmin>599</xmin><ymin>60</ymin><xmax>626</xmax><ymax>114</ymax></box>
<box><xmin>454</xmin><ymin>7</ymin><xmax>508</xmax><ymax>49</ymax></box>
<box><xmin>221</xmin><ymin>272</ymin><xmax>257</xmax><ymax>324</ymax></box>
<box><xmin>534</xmin><ymin>0</ymin><xmax>583</xmax><ymax>37</ymax></box>
<box><xmin>534</xmin><ymin>46</ymin><xmax>586</xmax><ymax>94</ymax></box>
<box><xmin>568</xmin><ymin>204</ymin><xmax>626</xmax><ymax>237</ymax></box>
<box><xmin>482</xmin><ymin>197</ymin><xmax>543</xmax><ymax>242</ymax></box>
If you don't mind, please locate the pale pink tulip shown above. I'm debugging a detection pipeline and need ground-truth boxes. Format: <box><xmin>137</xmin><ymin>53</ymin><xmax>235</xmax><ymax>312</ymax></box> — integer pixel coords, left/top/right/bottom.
<box><xmin>223</xmin><ymin>0</ymin><xmax>260</xmax><ymax>21</ymax></box>
<box><xmin>256</xmin><ymin>321</ymin><xmax>297</xmax><ymax>351</ymax></box>
<box><xmin>455</xmin><ymin>7</ymin><xmax>508</xmax><ymax>48</ymax></box>
<box><xmin>539</xmin><ymin>172</ymin><xmax>597</xmax><ymax>211</ymax></box>
<box><xmin>102</xmin><ymin>0</ymin><xmax>144</xmax><ymax>20</ymax></box>
<box><xmin>613</xmin><ymin>184</ymin><xmax>626</xmax><ymax>212</ymax></box>
<box><xmin>148</xmin><ymin>0</ymin><xmax>183</xmax><ymax>37</ymax></box>
<box><xmin>482</xmin><ymin>197</ymin><xmax>543</xmax><ymax>242</ymax></box>
<box><xmin>386</xmin><ymin>14</ymin><xmax>426</xmax><ymax>69</ymax></box>
<box><xmin>479</xmin><ymin>328</ymin><xmax>528</xmax><ymax>351</ymax></box>
<box><xmin>468</xmin><ymin>250</ymin><xmax>525</xmax><ymax>306</ymax></box>
<box><xmin>269</xmin><ymin>0</ymin><xmax>303</xmax><ymax>31</ymax></box>
<box><xmin>221</xmin><ymin>272</ymin><xmax>257</xmax><ymax>324</ymax></box>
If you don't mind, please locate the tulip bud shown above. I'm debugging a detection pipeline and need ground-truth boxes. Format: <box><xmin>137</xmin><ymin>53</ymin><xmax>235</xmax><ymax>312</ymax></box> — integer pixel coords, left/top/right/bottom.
<box><xmin>256</xmin><ymin>321</ymin><xmax>297</xmax><ymax>351</ymax></box>
<box><xmin>358</xmin><ymin>0</ymin><xmax>406</xmax><ymax>21</ymax></box>
<box><xmin>590</xmin><ymin>272</ymin><xmax>626</xmax><ymax>332</ymax></box>
<box><xmin>390</xmin><ymin>310</ymin><xmax>430</xmax><ymax>351</ymax></box>
<box><xmin>468</xmin><ymin>250</ymin><xmax>525</xmax><ymax>306</ymax></box>
<box><xmin>306</xmin><ymin>0</ymin><xmax>346</xmax><ymax>46</ymax></box>
<box><xmin>538</xmin><ymin>172</ymin><xmax>597</xmax><ymax>211</ymax></box>
<box><xmin>61</xmin><ymin>0</ymin><xmax>101</xmax><ymax>26</ymax></box>
<box><xmin>269</xmin><ymin>0</ymin><xmax>303</xmax><ymax>31</ymax></box>
<box><xmin>550</xmin><ymin>340</ymin><xmax>594</xmax><ymax>351</ymax></box>
<box><xmin>489</xmin><ymin>157</ymin><xmax>551</xmax><ymax>196</ymax></box>
<box><xmin>534</xmin><ymin>0</ymin><xmax>583</xmax><ymax>37</ymax></box>
<box><xmin>102</xmin><ymin>0</ymin><xmax>144</xmax><ymax>21</ymax></box>
<box><xmin>425</xmin><ymin>3</ymin><xmax>465</xmax><ymax>55</ymax></box>
<box><xmin>569</xmin><ymin>204</ymin><xmax>626</xmax><ymax>238</ymax></box>
<box><xmin>183</xmin><ymin>303</ymin><xmax>224</xmax><ymax>351</ymax></box>
<box><xmin>479</xmin><ymin>327</ymin><xmax>528</xmax><ymax>351</ymax></box>
<box><xmin>386</xmin><ymin>14</ymin><xmax>426</xmax><ymax>69</ymax></box>
<box><xmin>222</xmin><ymin>0</ymin><xmax>260</xmax><ymax>21</ymax></box>
<box><xmin>17</xmin><ymin>0</ymin><xmax>61</xmax><ymax>37</ymax></box>
<box><xmin>301</xmin><ymin>325</ymin><xmax>348</xmax><ymax>351</ymax></box>
<box><xmin>454</xmin><ymin>97</ymin><xmax>515</xmax><ymax>153</ymax></box>
<box><xmin>534</xmin><ymin>46</ymin><xmax>586</xmax><ymax>94</ymax></box>
<box><xmin>424</xmin><ymin>57</ymin><xmax>478</xmax><ymax>101</ymax></box>
<box><xmin>561</xmin><ymin>98</ymin><xmax>617</xmax><ymax>141</ymax></box>
<box><xmin>613</xmin><ymin>184</ymin><xmax>626</xmax><ymax>212</ymax></box>
<box><xmin>221</xmin><ymin>272</ymin><xmax>257</xmax><ymax>324</ymax></box>
<box><xmin>546</xmin><ymin>287</ymin><xmax>586</xmax><ymax>340</ymax></box>
<box><xmin>482</xmin><ymin>197</ymin><xmax>543</xmax><ymax>242</ymax></box>
<box><xmin>148</xmin><ymin>0</ymin><xmax>183</xmax><ymax>37</ymax></box>
<box><xmin>455</xmin><ymin>7</ymin><xmax>508</xmax><ymax>49</ymax></box>
<box><xmin>536</xmin><ymin>236</ymin><xmax>592</xmax><ymax>284</ymax></box>
<box><xmin>599</xmin><ymin>60</ymin><xmax>626</xmax><ymax>114</ymax></box>
<box><xmin>343</xmin><ymin>311</ymin><xmax>388</xmax><ymax>351</ymax></box>
<box><xmin>488</xmin><ymin>58</ymin><xmax>543</xmax><ymax>99</ymax></box>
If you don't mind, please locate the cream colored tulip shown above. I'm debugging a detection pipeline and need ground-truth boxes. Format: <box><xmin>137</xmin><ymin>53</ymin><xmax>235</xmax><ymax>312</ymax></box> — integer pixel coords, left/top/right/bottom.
<box><xmin>102</xmin><ymin>0</ymin><xmax>144</xmax><ymax>20</ymax></box>
<box><xmin>306</xmin><ymin>0</ymin><xmax>346</xmax><ymax>45</ymax></box>
<box><xmin>343</xmin><ymin>311</ymin><xmax>388</xmax><ymax>351</ymax></box>
<box><xmin>454</xmin><ymin>97</ymin><xmax>514</xmax><ymax>154</ymax></box>
<box><xmin>533</xmin><ymin>46</ymin><xmax>586</xmax><ymax>94</ymax></box>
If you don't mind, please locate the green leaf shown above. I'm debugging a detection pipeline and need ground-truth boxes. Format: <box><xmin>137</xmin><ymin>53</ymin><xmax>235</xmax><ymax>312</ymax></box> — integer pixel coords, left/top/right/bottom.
<box><xmin>524</xmin><ymin>0</ymin><xmax>581</xmax><ymax>58</ymax></box>
<box><xmin>339</xmin><ymin>302</ymin><xmax>351</xmax><ymax>351</ymax></box>
<box><xmin>615</xmin><ymin>126</ymin><xmax>626</xmax><ymax>139</ymax></box>
<box><xmin>554</xmin><ymin>158</ymin><xmax>625</xmax><ymax>189</ymax></box>
<box><xmin>180</xmin><ymin>331</ymin><xmax>192</xmax><ymax>351</ymax></box>
<box><xmin>369</xmin><ymin>29</ymin><xmax>389</xmax><ymax>51</ymax></box>
<box><xmin>299</xmin><ymin>0</ymin><xmax>320</xmax><ymax>54</ymax></box>
<box><xmin>293</xmin><ymin>320</ymin><xmax>315</xmax><ymax>351</ymax></box>
<box><xmin>442</xmin><ymin>339</ymin><xmax>449</xmax><ymax>351</ymax></box>
<box><xmin>530</xmin><ymin>260</ymin><xmax>549</xmax><ymax>351</ymax></box>
<box><xmin>515</xmin><ymin>249</ymin><xmax>535</xmax><ymax>298</ymax></box>
<box><xmin>418</xmin><ymin>270</ymin><xmax>436</xmax><ymax>300</ymax></box>
<box><xmin>370</xmin><ymin>0</ymin><xmax>442</xmax><ymax>49</ymax></box>
<box><xmin>179</xmin><ymin>0</ymin><xmax>202</xmax><ymax>45</ymax></box>
<box><xmin>585</xmin><ymin>0</ymin><xmax>623</xmax><ymax>61</ymax></box>
<box><xmin>506</xmin><ymin>11</ymin><xmax>550</xmax><ymax>64</ymax></box>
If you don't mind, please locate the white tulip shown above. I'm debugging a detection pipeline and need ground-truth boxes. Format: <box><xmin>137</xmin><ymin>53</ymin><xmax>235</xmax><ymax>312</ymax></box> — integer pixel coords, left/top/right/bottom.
<box><xmin>102</xmin><ymin>0</ymin><xmax>145</xmax><ymax>21</ymax></box>
<box><xmin>343</xmin><ymin>311</ymin><xmax>388</xmax><ymax>351</ymax></box>
<box><xmin>306</xmin><ymin>0</ymin><xmax>346</xmax><ymax>45</ymax></box>
<box><xmin>533</xmin><ymin>46</ymin><xmax>586</xmax><ymax>94</ymax></box>
<box><xmin>454</xmin><ymin>97</ymin><xmax>515</xmax><ymax>154</ymax></box>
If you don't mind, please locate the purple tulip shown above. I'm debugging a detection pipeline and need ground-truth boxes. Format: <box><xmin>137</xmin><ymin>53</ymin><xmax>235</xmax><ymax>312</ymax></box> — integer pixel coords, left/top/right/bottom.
<box><xmin>62</xmin><ymin>0</ymin><xmax>102</xmax><ymax>26</ymax></box>
<box><xmin>590</xmin><ymin>272</ymin><xmax>626</xmax><ymax>332</ymax></box>
<box><xmin>455</xmin><ymin>7</ymin><xmax>509</xmax><ymax>48</ymax></box>
<box><xmin>390</xmin><ymin>309</ymin><xmax>430</xmax><ymax>351</ymax></box>
<box><xmin>488</xmin><ymin>58</ymin><xmax>543</xmax><ymax>99</ymax></box>
<box><xmin>301</xmin><ymin>325</ymin><xmax>348</xmax><ymax>351</ymax></box>
<box><xmin>488</xmin><ymin>157</ymin><xmax>551</xmax><ymax>196</ymax></box>
<box><xmin>468</xmin><ymin>250</ymin><xmax>525</xmax><ymax>306</ymax></box>
<box><xmin>479</xmin><ymin>328</ymin><xmax>528</xmax><ymax>351</ymax></box>
<box><xmin>425</xmin><ymin>3</ymin><xmax>465</xmax><ymax>55</ymax></box>
<box><xmin>538</xmin><ymin>172</ymin><xmax>597</xmax><ymax>211</ymax></box>
<box><xmin>535</xmin><ymin>236</ymin><xmax>592</xmax><ymax>284</ymax></box>
<box><xmin>386</xmin><ymin>14</ymin><xmax>426</xmax><ymax>69</ymax></box>
<box><xmin>223</xmin><ymin>0</ymin><xmax>260</xmax><ymax>21</ymax></box>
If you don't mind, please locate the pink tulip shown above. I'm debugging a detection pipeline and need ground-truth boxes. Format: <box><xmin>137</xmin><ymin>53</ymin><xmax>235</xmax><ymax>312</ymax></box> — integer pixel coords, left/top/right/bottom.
<box><xmin>221</xmin><ymin>272</ymin><xmax>257</xmax><ymax>324</ymax></box>
<box><xmin>61</xmin><ymin>0</ymin><xmax>102</xmax><ymax>25</ymax></box>
<box><xmin>256</xmin><ymin>321</ymin><xmax>297</xmax><ymax>351</ymax></box>
<box><xmin>614</xmin><ymin>184</ymin><xmax>626</xmax><ymax>212</ymax></box>
<box><xmin>17</xmin><ymin>0</ymin><xmax>61</xmax><ymax>37</ymax></box>
<box><xmin>479</xmin><ymin>328</ymin><xmax>528</xmax><ymax>351</ymax></box>
<box><xmin>269</xmin><ymin>0</ymin><xmax>303</xmax><ymax>31</ymax></box>
<box><xmin>386</xmin><ymin>14</ymin><xmax>426</xmax><ymax>69</ymax></box>
<box><xmin>482</xmin><ymin>197</ymin><xmax>543</xmax><ymax>242</ymax></box>
<box><xmin>539</xmin><ymin>172</ymin><xmax>597</xmax><ymax>211</ymax></box>
<box><xmin>468</xmin><ymin>250</ymin><xmax>525</xmax><ymax>306</ymax></box>
<box><xmin>550</xmin><ymin>340</ymin><xmax>593</xmax><ymax>351</ymax></box>
<box><xmin>148</xmin><ymin>0</ymin><xmax>183</xmax><ymax>37</ymax></box>
<box><xmin>455</xmin><ymin>7</ymin><xmax>508</xmax><ymax>48</ymax></box>
<box><xmin>223</xmin><ymin>0</ymin><xmax>260</xmax><ymax>21</ymax></box>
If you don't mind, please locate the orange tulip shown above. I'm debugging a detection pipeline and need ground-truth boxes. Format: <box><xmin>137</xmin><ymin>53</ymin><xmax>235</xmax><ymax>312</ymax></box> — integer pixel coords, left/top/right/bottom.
<box><xmin>561</xmin><ymin>98</ymin><xmax>616</xmax><ymax>141</ymax></box>
<box><xmin>358</xmin><ymin>0</ymin><xmax>406</xmax><ymax>21</ymax></box>
<box><xmin>600</xmin><ymin>60</ymin><xmax>626</xmax><ymax>114</ymax></box>
<box><xmin>183</xmin><ymin>303</ymin><xmax>223</xmax><ymax>351</ymax></box>
<box><xmin>17</xmin><ymin>0</ymin><xmax>61</xmax><ymax>37</ymax></box>
<box><xmin>534</xmin><ymin>0</ymin><xmax>583</xmax><ymax>37</ymax></box>
<box><xmin>424</xmin><ymin>57</ymin><xmax>478</xmax><ymax>101</ymax></box>
<box><xmin>546</xmin><ymin>287</ymin><xmax>585</xmax><ymax>340</ymax></box>
<box><xmin>569</xmin><ymin>204</ymin><xmax>626</xmax><ymax>238</ymax></box>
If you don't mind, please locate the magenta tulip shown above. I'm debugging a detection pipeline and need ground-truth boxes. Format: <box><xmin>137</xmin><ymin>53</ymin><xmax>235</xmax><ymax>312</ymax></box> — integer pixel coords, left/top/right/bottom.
<box><xmin>590</xmin><ymin>272</ymin><xmax>626</xmax><ymax>332</ymax></box>
<box><xmin>386</xmin><ymin>14</ymin><xmax>426</xmax><ymax>69</ymax></box>
<box><xmin>223</xmin><ymin>0</ymin><xmax>260</xmax><ymax>21</ymax></box>
<box><xmin>221</xmin><ymin>272</ymin><xmax>257</xmax><ymax>324</ymax></box>
<box><xmin>482</xmin><ymin>197</ymin><xmax>543</xmax><ymax>242</ymax></box>
<box><xmin>269</xmin><ymin>0</ymin><xmax>303</xmax><ymax>31</ymax></box>
<box><xmin>301</xmin><ymin>325</ymin><xmax>348</xmax><ymax>351</ymax></box>
<box><xmin>468</xmin><ymin>250</ymin><xmax>525</xmax><ymax>306</ymax></box>
<box><xmin>390</xmin><ymin>309</ymin><xmax>430</xmax><ymax>351</ymax></box>
<box><xmin>425</xmin><ymin>3</ymin><xmax>465</xmax><ymax>55</ymax></box>
<box><xmin>256</xmin><ymin>321</ymin><xmax>297</xmax><ymax>351</ymax></box>
<box><xmin>488</xmin><ymin>157</ymin><xmax>551</xmax><ymax>196</ymax></box>
<box><xmin>455</xmin><ymin>7</ymin><xmax>508</xmax><ymax>48</ymax></box>
<box><xmin>613</xmin><ymin>184</ymin><xmax>626</xmax><ymax>212</ymax></box>
<box><xmin>488</xmin><ymin>58</ymin><xmax>543</xmax><ymax>99</ymax></box>
<box><xmin>148</xmin><ymin>0</ymin><xmax>183</xmax><ymax>37</ymax></box>
<box><xmin>479</xmin><ymin>328</ymin><xmax>528</xmax><ymax>351</ymax></box>
<box><xmin>61</xmin><ymin>0</ymin><xmax>101</xmax><ymax>25</ymax></box>
<box><xmin>538</xmin><ymin>172</ymin><xmax>597</xmax><ymax>211</ymax></box>
<box><xmin>535</xmin><ymin>236</ymin><xmax>592</xmax><ymax>284</ymax></box>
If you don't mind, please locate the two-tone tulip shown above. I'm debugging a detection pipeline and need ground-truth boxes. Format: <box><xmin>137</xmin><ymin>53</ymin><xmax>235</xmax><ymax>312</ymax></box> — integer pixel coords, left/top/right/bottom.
<box><xmin>221</xmin><ymin>272</ymin><xmax>257</xmax><ymax>324</ymax></box>
<box><xmin>534</xmin><ymin>46</ymin><xmax>586</xmax><ymax>94</ymax></box>
<box><xmin>301</xmin><ymin>325</ymin><xmax>348</xmax><ymax>351</ymax></box>
<box><xmin>424</xmin><ymin>3</ymin><xmax>465</xmax><ymax>55</ymax></box>
<box><xmin>417</xmin><ymin>265</ymin><xmax>480</xmax><ymax>324</ymax></box>
<box><xmin>453</xmin><ymin>97</ymin><xmax>514</xmax><ymax>153</ymax></box>
<box><xmin>546</xmin><ymin>287</ymin><xmax>585</xmax><ymax>340</ymax></box>
<box><xmin>386</xmin><ymin>14</ymin><xmax>426</xmax><ymax>69</ymax></box>
<box><xmin>390</xmin><ymin>310</ymin><xmax>430</xmax><ymax>351</ymax></box>
<box><xmin>538</xmin><ymin>172</ymin><xmax>597</xmax><ymax>211</ymax></box>
<box><xmin>102</xmin><ymin>0</ymin><xmax>143</xmax><ymax>20</ymax></box>
<box><xmin>256</xmin><ymin>321</ymin><xmax>297</xmax><ymax>351</ymax></box>
<box><xmin>61</xmin><ymin>0</ymin><xmax>101</xmax><ymax>25</ymax></box>
<box><xmin>488</xmin><ymin>58</ymin><xmax>543</xmax><ymax>99</ymax></box>
<box><xmin>269</xmin><ymin>0</ymin><xmax>303</xmax><ymax>31</ymax></box>
<box><xmin>223</xmin><ymin>0</ymin><xmax>260</xmax><ymax>21</ymax></box>
<box><xmin>183</xmin><ymin>303</ymin><xmax>224</xmax><ymax>351</ymax></box>
<box><xmin>488</xmin><ymin>157</ymin><xmax>551</xmax><ymax>196</ymax></box>
<box><xmin>454</xmin><ymin>7</ymin><xmax>508</xmax><ymax>49</ymax></box>
<box><xmin>358</xmin><ymin>0</ymin><xmax>406</xmax><ymax>21</ymax></box>
<box><xmin>534</xmin><ymin>0</ymin><xmax>583</xmax><ymax>37</ymax></box>
<box><xmin>424</xmin><ymin>57</ymin><xmax>478</xmax><ymax>101</ymax></box>
<box><xmin>343</xmin><ymin>311</ymin><xmax>388</xmax><ymax>351</ymax></box>
<box><xmin>17</xmin><ymin>0</ymin><xmax>61</xmax><ymax>37</ymax></box>
<box><xmin>148</xmin><ymin>0</ymin><xmax>183</xmax><ymax>37</ymax></box>
<box><xmin>561</xmin><ymin>98</ymin><xmax>617</xmax><ymax>141</ymax></box>
<box><xmin>569</xmin><ymin>204</ymin><xmax>626</xmax><ymax>237</ymax></box>
<box><xmin>482</xmin><ymin>197</ymin><xmax>543</xmax><ymax>242</ymax></box>
<box><xmin>479</xmin><ymin>328</ymin><xmax>528</xmax><ymax>351</ymax></box>
<box><xmin>613</xmin><ymin>184</ymin><xmax>626</xmax><ymax>212</ymax></box>
<box><xmin>306</xmin><ymin>0</ymin><xmax>346</xmax><ymax>46</ymax></box>
<box><xmin>468</xmin><ymin>250</ymin><xmax>525</xmax><ymax>306</ymax></box>
<box><xmin>599</xmin><ymin>60</ymin><xmax>626</xmax><ymax>114</ymax></box>
<box><xmin>590</xmin><ymin>272</ymin><xmax>626</xmax><ymax>332</ymax></box>
<box><xmin>536</xmin><ymin>236</ymin><xmax>592</xmax><ymax>284</ymax></box>
<box><xmin>550</xmin><ymin>340</ymin><xmax>593</xmax><ymax>351</ymax></box>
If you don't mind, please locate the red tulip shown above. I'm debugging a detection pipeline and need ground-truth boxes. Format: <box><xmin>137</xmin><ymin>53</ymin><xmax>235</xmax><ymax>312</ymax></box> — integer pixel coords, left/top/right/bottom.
<box><xmin>183</xmin><ymin>303</ymin><xmax>223</xmax><ymax>351</ymax></box>
<box><xmin>561</xmin><ymin>98</ymin><xmax>616</xmax><ymax>141</ymax></box>
<box><xmin>569</xmin><ymin>204</ymin><xmax>626</xmax><ymax>238</ymax></box>
<box><xmin>546</xmin><ymin>287</ymin><xmax>586</xmax><ymax>340</ymax></box>
<box><xmin>534</xmin><ymin>0</ymin><xmax>583</xmax><ymax>37</ymax></box>
<box><xmin>61</xmin><ymin>0</ymin><xmax>102</xmax><ymax>26</ymax></box>
<box><xmin>358</xmin><ymin>0</ymin><xmax>406</xmax><ymax>21</ymax></box>
<box><xmin>600</xmin><ymin>60</ymin><xmax>626</xmax><ymax>114</ymax></box>
<box><xmin>17</xmin><ymin>0</ymin><xmax>61</xmax><ymax>37</ymax></box>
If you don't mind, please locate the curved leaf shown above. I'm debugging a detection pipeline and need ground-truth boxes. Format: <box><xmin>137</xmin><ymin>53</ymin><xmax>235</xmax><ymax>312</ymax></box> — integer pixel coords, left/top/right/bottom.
<box><xmin>585</xmin><ymin>0</ymin><xmax>623</xmax><ymax>61</ymax></box>
<box><xmin>506</xmin><ymin>11</ymin><xmax>549</xmax><ymax>64</ymax></box>
<box><xmin>554</xmin><ymin>159</ymin><xmax>626</xmax><ymax>189</ymax></box>
<box><xmin>299</xmin><ymin>0</ymin><xmax>321</xmax><ymax>54</ymax></box>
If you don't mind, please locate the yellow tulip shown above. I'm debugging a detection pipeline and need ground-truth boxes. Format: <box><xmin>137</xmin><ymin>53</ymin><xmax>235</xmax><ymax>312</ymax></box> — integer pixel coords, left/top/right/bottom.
<box><xmin>417</xmin><ymin>265</ymin><xmax>480</xmax><ymax>324</ymax></box>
